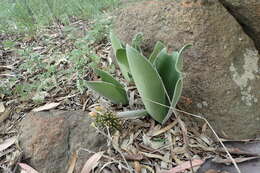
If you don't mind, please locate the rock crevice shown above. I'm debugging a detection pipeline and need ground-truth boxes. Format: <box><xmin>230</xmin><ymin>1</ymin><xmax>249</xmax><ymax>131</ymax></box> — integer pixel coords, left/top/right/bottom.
<box><xmin>219</xmin><ymin>0</ymin><xmax>260</xmax><ymax>51</ymax></box>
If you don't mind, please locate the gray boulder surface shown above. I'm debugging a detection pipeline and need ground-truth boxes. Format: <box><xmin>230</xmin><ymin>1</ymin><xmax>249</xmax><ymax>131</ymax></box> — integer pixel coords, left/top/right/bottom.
<box><xmin>19</xmin><ymin>111</ymin><xmax>106</xmax><ymax>173</ymax></box>
<box><xmin>219</xmin><ymin>0</ymin><xmax>260</xmax><ymax>51</ymax></box>
<box><xmin>114</xmin><ymin>0</ymin><xmax>260</xmax><ymax>139</ymax></box>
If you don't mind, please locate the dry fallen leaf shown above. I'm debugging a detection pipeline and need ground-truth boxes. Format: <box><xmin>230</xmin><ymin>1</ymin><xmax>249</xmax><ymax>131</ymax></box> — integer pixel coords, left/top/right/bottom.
<box><xmin>0</xmin><ymin>107</ymin><xmax>11</xmax><ymax>123</ymax></box>
<box><xmin>223</xmin><ymin>140</ymin><xmax>260</xmax><ymax>156</ymax></box>
<box><xmin>0</xmin><ymin>93</ymin><xmax>4</xmax><ymax>99</ymax></box>
<box><xmin>32</xmin><ymin>91</ymin><xmax>48</xmax><ymax>102</ymax></box>
<box><xmin>0</xmin><ymin>102</ymin><xmax>5</xmax><ymax>113</ymax></box>
<box><xmin>150</xmin><ymin>119</ymin><xmax>178</xmax><ymax>137</ymax></box>
<box><xmin>80</xmin><ymin>151</ymin><xmax>104</xmax><ymax>173</ymax></box>
<box><xmin>32</xmin><ymin>102</ymin><xmax>60</xmax><ymax>112</ymax></box>
<box><xmin>197</xmin><ymin>157</ymin><xmax>260</xmax><ymax>173</ymax></box>
<box><xmin>161</xmin><ymin>159</ymin><xmax>204</xmax><ymax>173</ymax></box>
<box><xmin>134</xmin><ymin>161</ymin><xmax>141</xmax><ymax>173</ymax></box>
<box><xmin>19</xmin><ymin>163</ymin><xmax>39</xmax><ymax>173</ymax></box>
<box><xmin>140</xmin><ymin>152</ymin><xmax>170</xmax><ymax>163</ymax></box>
<box><xmin>67</xmin><ymin>152</ymin><xmax>78</xmax><ymax>173</ymax></box>
<box><xmin>142</xmin><ymin>133</ymin><xmax>165</xmax><ymax>150</ymax></box>
<box><xmin>0</xmin><ymin>136</ymin><xmax>16</xmax><ymax>152</ymax></box>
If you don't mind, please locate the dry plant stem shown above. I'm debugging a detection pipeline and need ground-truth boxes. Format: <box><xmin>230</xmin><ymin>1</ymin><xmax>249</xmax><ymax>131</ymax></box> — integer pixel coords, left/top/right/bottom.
<box><xmin>99</xmin><ymin>161</ymin><xmax>118</xmax><ymax>173</ymax></box>
<box><xmin>0</xmin><ymin>108</ymin><xmax>11</xmax><ymax>123</ymax></box>
<box><xmin>0</xmin><ymin>74</ymin><xmax>16</xmax><ymax>77</ymax></box>
<box><xmin>93</xmin><ymin>126</ymin><xmax>133</xmax><ymax>172</ymax></box>
<box><xmin>174</xmin><ymin>110</ymin><xmax>194</xmax><ymax>173</ymax></box>
<box><xmin>140</xmin><ymin>152</ymin><xmax>170</xmax><ymax>163</ymax></box>
<box><xmin>0</xmin><ymin>65</ymin><xmax>13</xmax><ymax>70</ymax></box>
<box><xmin>151</xmin><ymin>119</ymin><xmax>178</xmax><ymax>136</ymax></box>
<box><xmin>138</xmin><ymin>96</ymin><xmax>242</xmax><ymax>173</ymax></box>
<box><xmin>174</xmin><ymin>108</ymin><xmax>242</xmax><ymax>173</ymax></box>
<box><xmin>0</xmin><ymin>166</ymin><xmax>12</xmax><ymax>173</ymax></box>
<box><xmin>106</xmin><ymin>127</ymin><xmax>133</xmax><ymax>172</ymax></box>
<box><xmin>93</xmin><ymin>125</ymin><xmax>110</xmax><ymax>139</ymax></box>
<box><xmin>141</xmin><ymin>165</ymin><xmax>155</xmax><ymax>173</ymax></box>
<box><xmin>79</xmin><ymin>148</ymin><xmax>130</xmax><ymax>171</ymax></box>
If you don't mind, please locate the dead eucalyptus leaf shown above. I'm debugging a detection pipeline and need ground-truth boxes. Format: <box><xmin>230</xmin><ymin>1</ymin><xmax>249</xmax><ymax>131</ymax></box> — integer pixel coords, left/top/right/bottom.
<box><xmin>123</xmin><ymin>152</ymin><xmax>143</xmax><ymax>161</ymax></box>
<box><xmin>150</xmin><ymin>119</ymin><xmax>178</xmax><ymax>137</ymax></box>
<box><xmin>19</xmin><ymin>163</ymin><xmax>39</xmax><ymax>173</ymax></box>
<box><xmin>0</xmin><ymin>94</ymin><xmax>4</xmax><ymax>99</ymax></box>
<box><xmin>0</xmin><ymin>102</ymin><xmax>5</xmax><ymax>113</ymax></box>
<box><xmin>161</xmin><ymin>159</ymin><xmax>204</xmax><ymax>173</ymax></box>
<box><xmin>32</xmin><ymin>102</ymin><xmax>60</xmax><ymax>112</ymax></box>
<box><xmin>142</xmin><ymin>133</ymin><xmax>165</xmax><ymax>149</ymax></box>
<box><xmin>67</xmin><ymin>152</ymin><xmax>78</xmax><ymax>173</ymax></box>
<box><xmin>213</xmin><ymin>156</ymin><xmax>260</xmax><ymax>164</ymax></box>
<box><xmin>80</xmin><ymin>151</ymin><xmax>104</xmax><ymax>173</ymax></box>
<box><xmin>134</xmin><ymin>161</ymin><xmax>141</xmax><ymax>173</ymax></box>
<box><xmin>0</xmin><ymin>136</ymin><xmax>16</xmax><ymax>152</ymax></box>
<box><xmin>32</xmin><ymin>91</ymin><xmax>48</xmax><ymax>102</ymax></box>
<box><xmin>197</xmin><ymin>158</ymin><xmax>260</xmax><ymax>173</ymax></box>
<box><xmin>140</xmin><ymin>152</ymin><xmax>170</xmax><ymax>163</ymax></box>
<box><xmin>0</xmin><ymin>108</ymin><xmax>11</xmax><ymax>123</ymax></box>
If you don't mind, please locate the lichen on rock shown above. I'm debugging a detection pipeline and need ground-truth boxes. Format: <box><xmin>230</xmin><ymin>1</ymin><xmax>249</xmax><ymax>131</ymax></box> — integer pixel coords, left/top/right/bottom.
<box><xmin>229</xmin><ymin>49</ymin><xmax>259</xmax><ymax>106</ymax></box>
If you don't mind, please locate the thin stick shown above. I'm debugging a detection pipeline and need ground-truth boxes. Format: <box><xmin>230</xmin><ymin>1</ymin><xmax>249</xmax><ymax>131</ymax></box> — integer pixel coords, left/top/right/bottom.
<box><xmin>106</xmin><ymin>127</ymin><xmax>133</xmax><ymax>173</ymax></box>
<box><xmin>93</xmin><ymin>126</ymin><xmax>133</xmax><ymax>172</ymax></box>
<box><xmin>174</xmin><ymin>108</ymin><xmax>241</xmax><ymax>173</ymax></box>
<box><xmin>174</xmin><ymin>110</ymin><xmax>194</xmax><ymax>173</ymax></box>
<box><xmin>79</xmin><ymin>148</ymin><xmax>130</xmax><ymax>171</ymax></box>
<box><xmin>137</xmin><ymin>95</ymin><xmax>242</xmax><ymax>173</ymax></box>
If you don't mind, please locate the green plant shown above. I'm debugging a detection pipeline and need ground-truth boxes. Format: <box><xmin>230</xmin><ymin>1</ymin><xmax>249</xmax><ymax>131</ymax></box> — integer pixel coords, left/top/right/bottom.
<box><xmin>86</xmin><ymin>69</ymin><xmax>128</xmax><ymax>104</ymax></box>
<box><xmin>110</xmin><ymin>32</ymin><xmax>136</xmax><ymax>82</ymax></box>
<box><xmin>0</xmin><ymin>0</ymin><xmax>119</xmax><ymax>33</ymax></box>
<box><xmin>92</xmin><ymin>110</ymin><xmax>122</xmax><ymax>132</ymax></box>
<box><xmin>86</xmin><ymin>32</ymin><xmax>191</xmax><ymax>123</ymax></box>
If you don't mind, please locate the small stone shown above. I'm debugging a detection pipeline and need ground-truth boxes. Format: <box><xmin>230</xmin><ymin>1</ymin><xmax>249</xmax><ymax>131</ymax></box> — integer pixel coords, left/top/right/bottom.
<box><xmin>202</xmin><ymin>101</ymin><xmax>208</xmax><ymax>107</ymax></box>
<box><xmin>19</xmin><ymin>111</ymin><xmax>106</xmax><ymax>173</ymax></box>
<box><xmin>197</xmin><ymin>103</ymin><xmax>203</xmax><ymax>109</ymax></box>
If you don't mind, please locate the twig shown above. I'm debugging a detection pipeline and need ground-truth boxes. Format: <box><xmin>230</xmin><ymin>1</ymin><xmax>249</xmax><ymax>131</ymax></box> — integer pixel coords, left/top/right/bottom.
<box><xmin>98</xmin><ymin>161</ymin><xmax>117</xmax><ymax>173</ymax></box>
<box><xmin>93</xmin><ymin>125</ymin><xmax>133</xmax><ymax>172</ymax></box>
<box><xmin>78</xmin><ymin>148</ymin><xmax>130</xmax><ymax>171</ymax></box>
<box><xmin>174</xmin><ymin>110</ymin><xmax>194</xmax><ymax>173</ymax></box>
<box><xmin>174</xmin><ymin>108</ymin><xmax>241</xmax><ymax>173</ymax></box>
<box><xmin>0</xmin><ymin>65</ymin><xmax>13</xmax><ymax>70</ymax></box>
<box><xmin>136</xmin><ymin>95</ymin><xmax>242</xmax><ymax>173</ymax></box>
<box><xmin>109</xmin><ymin>129</ymin><xmax>133</xmax><ymax>173</ymax></box>
<box><xmin>0</xmin><ymin>74</ymin><xmax>16</xmax><ymax>77</ymax></box>
<box><xmin>150</xmin><ymin>119</ymin><xmax>178</xmax><ymax>136</ymax></box>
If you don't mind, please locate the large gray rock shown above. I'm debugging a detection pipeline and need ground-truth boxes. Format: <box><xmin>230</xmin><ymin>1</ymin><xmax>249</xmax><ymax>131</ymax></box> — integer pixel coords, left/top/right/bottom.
<box><xmin>219</xmin><ymin>0</ymin><xmax>260</xmax><ymax>51</ymax></box>
<box><xmin>19</xmin><ymin>111</ymin><xmax>106</xmax><ymax>173</ymax></box>
<box><xmin>114</xmin><ymin>0</ymin><xmax>260</xmax><ymax>139</ymax></box>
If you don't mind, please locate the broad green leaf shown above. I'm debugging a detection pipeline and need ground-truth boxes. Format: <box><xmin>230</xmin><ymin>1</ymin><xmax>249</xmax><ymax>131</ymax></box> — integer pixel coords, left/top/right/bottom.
<box><xmin>86</xmin><ymin>81</ymin><xmax>128</xmax><ymax>104</ymax></box>
<box><xmin>94</xmin><ymin>68</ymin><xmax>123</xmax><ymax>88</ymax></box>
<box><xmin>149</xmin><ymin>41</ymin><xmax>165</xmax><ymax>64</ymax></box>
<box><xmin>171</xmin><ymin>79</ymin><xmax>183</xmax><ymax>109</ymax></box>
<box><xmin>164</xmin><ymin>79</ymin><xmax>183</xmax><ymax>124</ymax></box>
<box><xmin>116</xmin><ymin>49</ymin><xmax>132</xmax><ymax>81</ymax></box>
<box><xmin>176</xmin><ymin>44</ymin><xmax>192</xmax><ymax>72</ymax></box>
<box><xmin>131</xmin><ymin>32</ymin><xmax>143</xmax><ymax>52</ymax></box>
<box><xmin>155</xmin><ymin>48</ymin><xmax>180</xmax><ymax>101</ymax></box>
<box><xmin>162</xmin><ymin>45</ymin><xmax>191</xmax><ymax>123</ymax></box>
<box><xmin>126</xmin><ymin>45</ymin><xmax>168</xmax><ymax>123</ymax></box>
<box><xmin>110</xmin><ymin>31</ymin><xmax>123</xmax><ymax>54</ymax></box>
